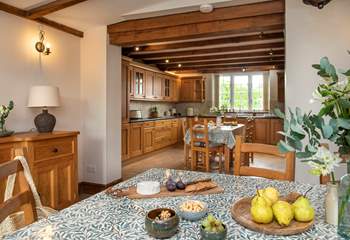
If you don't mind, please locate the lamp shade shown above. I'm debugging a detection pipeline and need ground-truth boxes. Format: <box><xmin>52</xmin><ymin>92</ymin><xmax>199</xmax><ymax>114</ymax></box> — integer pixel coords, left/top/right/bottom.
<box><xmin>27</xmin><ymin>85</ymin><xmax>60</xmax><ymax>108</ymax></box>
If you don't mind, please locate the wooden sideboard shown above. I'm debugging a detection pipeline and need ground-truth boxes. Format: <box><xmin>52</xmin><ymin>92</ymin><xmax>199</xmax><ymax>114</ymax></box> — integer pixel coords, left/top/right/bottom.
<box><xmin>0</xmin><ymin>131</ymin><xmax>79</xmax><ymax>210</ymax></box>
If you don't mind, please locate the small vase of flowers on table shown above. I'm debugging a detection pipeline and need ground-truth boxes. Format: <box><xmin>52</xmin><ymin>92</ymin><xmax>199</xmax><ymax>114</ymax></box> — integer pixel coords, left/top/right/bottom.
<box><xmin>0</xmin><ymin>101</ymin><xmax>14</xmax><ymax>137</ymax></box>
<box><xmin>275</xmin><ymin>55</ymin><xmax>350</xmax><ymax>233</ymax></box>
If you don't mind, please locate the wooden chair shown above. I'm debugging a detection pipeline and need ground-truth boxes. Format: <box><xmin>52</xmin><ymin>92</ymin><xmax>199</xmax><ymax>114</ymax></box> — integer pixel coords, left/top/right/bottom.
<box><xmin>0</xmin><ymin>149</ymin><xmax>37</xmax><ymax>228</ymax></box>
<box><xmin>181</xmin><ymin>118</ymin><xmax>191</xmax><ymax>169</ymax></box>
<box><xmin>189</xmin><ymin>119</ymin><xmax>225</xmax><ymax>172</ymax></box>
<box><xmin>234</xmin><ymin>135</ymin><xmax>295</xmax><ymax>181</ymax></box>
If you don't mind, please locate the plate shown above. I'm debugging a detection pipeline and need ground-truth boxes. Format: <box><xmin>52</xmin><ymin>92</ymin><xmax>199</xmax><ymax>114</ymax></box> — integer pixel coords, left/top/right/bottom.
<box><xmin>230</xmin><ymin>192</ymin><xmax>314</xmax><ymax>236</ymax></box>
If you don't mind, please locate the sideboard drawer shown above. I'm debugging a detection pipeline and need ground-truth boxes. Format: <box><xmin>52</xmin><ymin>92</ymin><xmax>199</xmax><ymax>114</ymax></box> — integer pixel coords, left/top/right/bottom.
<box><xmin>34</xmin><ymin>138</ymin><xmax>74</xmax><ymax>161</ymax></box>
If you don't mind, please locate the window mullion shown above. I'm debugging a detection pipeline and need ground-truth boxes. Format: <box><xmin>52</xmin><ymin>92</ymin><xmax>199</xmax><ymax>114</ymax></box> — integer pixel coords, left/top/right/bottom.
<box><xmin>248</xmin><ymin>74</ymin><xmax>252</xmax><ymax>111</ymax></box>
<box><xmin>230</xmin><ymin>75</ymin><xmax>234</xmax><ymax>108</ymax></box>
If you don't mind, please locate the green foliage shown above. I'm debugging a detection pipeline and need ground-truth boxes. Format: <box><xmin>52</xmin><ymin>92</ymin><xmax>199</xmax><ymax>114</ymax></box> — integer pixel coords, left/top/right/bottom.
<box><xmin>278</xmin><ymin>55</ymin><xmax>350</xmax><ymax>156</ymax></box>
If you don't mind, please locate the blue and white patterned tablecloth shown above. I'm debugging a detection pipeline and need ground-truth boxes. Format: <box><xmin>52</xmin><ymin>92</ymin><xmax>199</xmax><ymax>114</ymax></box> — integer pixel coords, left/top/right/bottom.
<box><xmin>4</xmin><ymin>168</ymin><xmax>340</xmax><ymax>240</ymax></box>
<box><xmin>184</xmin><ymin>124</ymin><xmax>245</xmax><ymax>149</ymax></box>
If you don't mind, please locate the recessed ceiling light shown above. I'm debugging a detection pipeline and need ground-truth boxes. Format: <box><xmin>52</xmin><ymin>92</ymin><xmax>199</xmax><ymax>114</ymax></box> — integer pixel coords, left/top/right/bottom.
<box><xmin>165</xmin><ymin>59</ymin><xmax>170</xmax><ymax>63</ymax></box>
<box><xmin>242</xmin><ymin>67</ymin><xmax>246</xmax><ymax>72</ymax></box>
<box><xmin>200</xmin><ymin>4</ymin><xmax>214</xmax><ymax>13</ymax></box>
<box><xmin>134</xmin><ymin>46</ymin><xmax>140</xmax><ymax>51</ymax></box>
<box><xmin>178</xmin><ymin>64</ymin><xmax>182</xmax><ymax>68</ymax></box>
<box><xmin>269</xmin><ymin>49</ymin><xmax>274</xmax><ymax>56</ymax></box>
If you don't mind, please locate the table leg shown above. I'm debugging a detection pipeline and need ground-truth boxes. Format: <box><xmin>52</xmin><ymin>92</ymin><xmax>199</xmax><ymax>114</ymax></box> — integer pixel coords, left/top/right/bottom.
<box><xmin>224</xmin><ymin>146</ymin><xmax>230</xmax><ymax>174</ymax></box>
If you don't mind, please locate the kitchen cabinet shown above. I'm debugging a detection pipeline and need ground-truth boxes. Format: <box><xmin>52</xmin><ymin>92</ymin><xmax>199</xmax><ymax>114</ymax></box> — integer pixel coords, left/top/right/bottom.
<box><xmin>131</xmin><ymin>67</ymin><xmax>146</xmax><ymax>99</ymax></box>
<box><xmin>171</xmin><ymin>120</ymin><xmax>179</xmax><ymax>144</ymax></box>
<box><xmin>121</xmin><ymin>123</ymin><xmax>130</xmax><ymax>160</ymax></box>
<box><xmin>130</xmin><ymin>123</ymin><xmax>144</xmax><ymax>157</ymax></box>
<box><xmin>0</xmin><ymin>132</ymin><xmax>79</xmax><ymax>210</ymax></box>
<box><xmin>145</xmin><ymin>70</ymin><xmax>156</xmax><ymax>99</ymax></box>
<box><xmin>154</xmin><ymin>73</ymin><xmax>163</xmax><ymax>100</ymax></box>
<box><xmin>253</xmin><ymin>119</ymin><xmax>271</xmax><ymax>144</ymax></box>
<box><xmin>122</xmin><ymin>61</ymin><xmax>131</xmax><ymax>123</ymax></box>
<box><xmin>179</xmin><ymin>76</ymin><xmax>205</xmax><ymax>102</ymax></box>
<box><xmin>143</xmin><ymin>122</ymin><xmax>155</xmax><ymax>153</ymax></box>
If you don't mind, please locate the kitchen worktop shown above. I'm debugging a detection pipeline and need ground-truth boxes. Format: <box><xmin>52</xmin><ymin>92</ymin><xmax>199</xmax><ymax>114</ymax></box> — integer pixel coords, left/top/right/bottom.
<box><xmin>129</xmin><ymin>114</ymin><xmax>280</xmax><ymax>123</ymax></box>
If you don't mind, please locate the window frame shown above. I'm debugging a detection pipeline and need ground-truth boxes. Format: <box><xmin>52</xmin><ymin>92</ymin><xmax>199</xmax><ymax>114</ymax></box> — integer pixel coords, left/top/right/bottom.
<box><xmin>219</xmin><ymin>72</ymin><xmax>268</xmax><ymax>111</ymax></box>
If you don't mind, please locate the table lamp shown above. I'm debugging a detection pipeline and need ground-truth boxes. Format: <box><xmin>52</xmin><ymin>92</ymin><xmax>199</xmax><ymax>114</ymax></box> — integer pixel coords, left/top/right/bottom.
<box><xmin>27</xmin><ymin>85</ymin><xmax>60</xmax><ymax>133</ymax></box>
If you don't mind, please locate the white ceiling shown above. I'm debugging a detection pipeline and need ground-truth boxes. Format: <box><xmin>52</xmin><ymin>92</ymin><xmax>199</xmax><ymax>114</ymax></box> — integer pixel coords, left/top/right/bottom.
<box><xmin>1</xmin><ymin>0</ymin><xmax>270</xmax><ymax>30</ymax></box>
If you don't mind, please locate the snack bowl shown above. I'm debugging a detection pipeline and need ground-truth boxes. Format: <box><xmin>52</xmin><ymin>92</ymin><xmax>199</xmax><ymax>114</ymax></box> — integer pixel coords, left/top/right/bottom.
<box><xmin>200</xmin><ymin>224</ymin><xmax>227</xmax><ymax>240</ymax></box>
<box><xmin>145</xmin><ymin>208</ymin><xmax>179</xmax><ymax>239</ymax></box>
<box><xmin>178</xmin><ymin>200</ymin><xmax>208</xmax><ymax>221</ymax></box>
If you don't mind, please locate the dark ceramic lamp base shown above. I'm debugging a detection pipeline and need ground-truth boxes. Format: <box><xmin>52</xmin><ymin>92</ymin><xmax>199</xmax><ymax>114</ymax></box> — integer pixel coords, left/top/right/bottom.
<box><xmin>34</xmin><ymin>109</ymin><xmax>56</xmax><ymax>133</ymax></box>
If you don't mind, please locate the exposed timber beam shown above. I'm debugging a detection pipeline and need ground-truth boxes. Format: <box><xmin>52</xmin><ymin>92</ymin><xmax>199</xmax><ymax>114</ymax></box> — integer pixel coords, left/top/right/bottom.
<box><xmin>124</xmin><ymin>32</ymin><xmax>284</xmax><ymax>54</ymax></box>
<box><xmin>0</xmin><ymin>1</ymin><xmax>83</xmax><ymax>37</ymax></box>
<box><xmin>27</xmin><ymin>0</ymin><xmax>88</xmax><ymax>19</ymax></box>
<box><xmin>144</xmin><ymin>49</ymin><xmax>285</xmax><ymax>64</ymax></box>
<box><xmin>132</xmin><ymin>42</ymin><xmax>284</xmax><ymax>59</ymax></box>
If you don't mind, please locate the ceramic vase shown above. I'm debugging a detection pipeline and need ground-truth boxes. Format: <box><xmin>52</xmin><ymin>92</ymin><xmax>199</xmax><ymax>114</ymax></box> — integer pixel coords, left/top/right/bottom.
<box><xmin>325</xmin><ymin>182</ymin><xmax>338</xmax><ymax>225</ymax></box>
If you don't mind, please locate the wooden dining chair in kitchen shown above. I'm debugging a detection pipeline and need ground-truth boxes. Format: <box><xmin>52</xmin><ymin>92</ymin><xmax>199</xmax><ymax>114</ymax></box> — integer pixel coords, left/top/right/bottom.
<box><xmin>181</xmin><ymin>118</ymin><xmax>191</xmax><ymax>169</ymax></box>
<box><xmin>0</xmin><ymin>149</ymin><xmax>37</xmax><ymax>230</ymax></box>
<box><xmin>234</xmin><ymin>135</ymin><xmax>295</xmax><ymax>181</ymax></box>
<box><xmin>189</xmin><ymin>119</ymin><xmax>225</xmax><ymax>173</ymax></box>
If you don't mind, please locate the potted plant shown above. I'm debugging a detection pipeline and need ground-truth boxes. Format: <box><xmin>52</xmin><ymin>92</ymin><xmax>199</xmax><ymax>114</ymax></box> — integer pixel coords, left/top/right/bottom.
<box><xmin>149</xmin><ymin>106</ymin><xmax>159</xmax><ymax>118</ymax></box>
<box><xmin>210</xmin><ymin>105</ymin><xmax>227</xmax><ymax>126</ymax></box>
<box><xmin>0</xmin><ymin>101</ymin><xmax>14</xmax><ymax>137</ymax></box>
<box><xmin>275</xmin><ymin>55</ymin><xmax>350</xmax><ymax>233</ymax></box>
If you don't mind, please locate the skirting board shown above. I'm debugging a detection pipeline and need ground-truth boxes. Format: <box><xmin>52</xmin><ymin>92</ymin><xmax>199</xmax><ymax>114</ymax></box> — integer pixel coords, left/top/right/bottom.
<box><xmin>79</xmin><ymin>178</ymin><xmax>123</xmax><ymax>195</ymax></box>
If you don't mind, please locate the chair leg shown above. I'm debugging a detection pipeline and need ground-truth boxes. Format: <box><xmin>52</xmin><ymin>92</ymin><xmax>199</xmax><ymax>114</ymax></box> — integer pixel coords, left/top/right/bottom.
<box><xmin>205</xmin><ymin>151</ymin><xmax>210</xmax><ymax>172</ymax></box>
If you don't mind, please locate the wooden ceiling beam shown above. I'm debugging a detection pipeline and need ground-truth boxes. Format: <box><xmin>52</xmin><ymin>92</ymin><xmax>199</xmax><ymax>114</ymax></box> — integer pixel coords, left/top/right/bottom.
<box><xmin>0</xmin><ymin>1</ymin><xmax>83</xmax><ymax>37</ymax></box>
<box><xmin>133</xmin><ymin>42</ymin><xmax>284</xmax><ymax>59</ymax></box>
<box><xmin>110</xmin><ymin>13</ymin><xmax>284</xmax><ymax>46</ymax></box>
<box><xmin>144</xmin><ymin>49</ymin><xmax>285</xmax><ymax>64</ymax></box>
<box><xmin>124</xmin><ymin>32</ymin><xmax>284</xmax><ymax>54</ymax></box>
<box><xmin>198</xmin><ymin>65</ymin><xmax>284</xmax><ymax>73</ymax></box>
<box><xmin>108</xmin><ymin>0</ymin><xmax>284</xmax><ymax>34</ymax></box>
<box><xmin>159</xmin><ymin>56</ymin><xmax>285</xmax><ymax>69</ymax></box>
<box><xmin>27</xmin><ymin>0</ymin><xmax>88</xmax><ymax>19</ymax></box>
<box><xmin>166</xmin><ymin>61</ymin><xmax>285</xmax><ymax>71</ymax></box>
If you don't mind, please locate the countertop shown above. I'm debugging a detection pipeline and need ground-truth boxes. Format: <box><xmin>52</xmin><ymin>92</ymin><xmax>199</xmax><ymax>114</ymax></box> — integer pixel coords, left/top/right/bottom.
<box><xmin>5</xmin><ymin>168</ymin><xmax>338</xmax><ymax>240</ymax></box>
<box><xmin>129</xmin><ymin>114</ymin><xmax>280</xmax><ymax>123</ymax></box>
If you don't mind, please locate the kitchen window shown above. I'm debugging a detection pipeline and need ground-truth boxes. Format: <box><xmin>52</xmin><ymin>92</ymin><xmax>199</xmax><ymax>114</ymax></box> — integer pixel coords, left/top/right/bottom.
<box><xmin>219</xmin><ymin>73</ymin><xmax>267</xmax><ymax>111</ymax></box>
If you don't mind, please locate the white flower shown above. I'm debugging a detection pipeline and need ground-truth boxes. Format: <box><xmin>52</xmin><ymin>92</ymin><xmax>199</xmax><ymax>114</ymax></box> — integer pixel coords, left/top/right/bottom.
<box><xmin>307</xmin><ymin>146</ymin><xmax>342</xmax><ymax>176</ymax></box>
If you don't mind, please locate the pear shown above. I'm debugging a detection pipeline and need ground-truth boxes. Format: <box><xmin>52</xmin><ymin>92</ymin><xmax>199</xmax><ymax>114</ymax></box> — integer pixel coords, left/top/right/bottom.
<box><xmin>272</xmin><ymin>200</ymin><xmax>294</xmax><ymax>226</ymax></box>
<box><xmin>263</xmin><ymin>187</ymin><xmax>280</xmax><ymax>204</ymax></box>
<box><xmin>293</xmin><ymin>196</ymin><xmax>315</xmax><ymax>222</ymax></box>
<box><xmin>252</xmin><ymin>189</ymin><xmax>272</xmax><ymax>207</ymax></box>
<box><xmin>251</xmin><ymin>191</ymin><xmax>274</xmax><ymax>224</ymax></box>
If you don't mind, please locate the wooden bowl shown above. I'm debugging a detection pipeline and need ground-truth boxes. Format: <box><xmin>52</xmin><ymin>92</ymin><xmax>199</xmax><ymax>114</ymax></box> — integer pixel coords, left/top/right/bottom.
<box><xmin>231</xmin><ymin>192</ymin><xmax>314</xmax><ymax>236</ymax></box>
<box><xmin>145</xmin><ymin>208</ymin><xmax>179</xmax><ymax>239</ymax></box>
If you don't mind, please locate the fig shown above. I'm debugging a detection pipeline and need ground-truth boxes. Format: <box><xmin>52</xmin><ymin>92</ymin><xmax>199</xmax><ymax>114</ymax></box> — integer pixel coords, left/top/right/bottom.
<box><xmin>166</xmin><ymin>181</ymin><xmax>176</xmax><ymax>192</ymax></box>
<box><xmin>176</xmin><ymin>180</ymin><xmax>186</xmax><ymax>190</ymax></box>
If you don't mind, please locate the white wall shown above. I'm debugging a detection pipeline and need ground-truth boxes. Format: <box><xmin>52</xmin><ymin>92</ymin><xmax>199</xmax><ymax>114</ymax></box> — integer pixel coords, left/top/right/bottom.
<box><xmin>0</xmin><ymin>12</ymin><xmax>81</xmax><ymax>133</ymax></box>
<box><xmin>285</xmin><ymin>0</ymin><xmax>350</xmax><ymax>184</ymax></box>
<box><xmin>80</xmin><ymin>27</ymin><xmax>122</xmax><ymax>184</ymax></box>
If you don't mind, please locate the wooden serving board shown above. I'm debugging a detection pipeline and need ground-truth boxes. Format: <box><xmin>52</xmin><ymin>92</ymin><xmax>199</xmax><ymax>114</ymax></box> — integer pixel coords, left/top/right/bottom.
<box><xmin>231</xmin><ymin>192</ymin><xmax>314</xmax><ymax>236</ymax></box>
<box><xmin>106</xmin><ymin>181</ymin><xmax>224</xmax><ymax>199</ymax></box>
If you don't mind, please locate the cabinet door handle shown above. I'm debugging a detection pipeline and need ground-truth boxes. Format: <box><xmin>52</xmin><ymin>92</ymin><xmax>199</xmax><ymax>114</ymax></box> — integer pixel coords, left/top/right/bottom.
<box><xmin>52</xmin><ymin>148</ymin><xmax>59</xmax><ymax>153</ymax></box>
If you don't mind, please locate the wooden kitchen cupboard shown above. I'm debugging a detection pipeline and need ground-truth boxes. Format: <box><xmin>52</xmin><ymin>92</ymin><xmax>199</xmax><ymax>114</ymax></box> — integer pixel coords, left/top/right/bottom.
<box><xmin>129</xmin><ymin>122</ymin><xmax>144</xmax><ymax>157</ymax></box>
<box><xmin>122</xmin><ymin>60</ymin><xmax>132</xmax><ymax>123</ymax></box>
<box><xmin>179</xmin><ymin>76</ymin><xmax>205</xmax><ymax>102</ymax></box>
<box><xmin>121</xmin><ymin>123</ymin><xmax>130</xmax><ymax>160</ymax></box>
<box><xmin>270</xmin><ymin>118</ymin><xmax>284</xmax><ymax>144</ymax></box>
<box><xmin>0</xmin><ymin>131</ymin><xmax>79</xmax><ymax>210</ymax></box>
<box><xmin>143</xmin><ymin>122</ymin><xmax>155</xmax><ymax>153</ymax></box>
<box><xmin>131</xmin><ymin>67</ymin><xmax>146</xmax><ymax>99</ymax></box>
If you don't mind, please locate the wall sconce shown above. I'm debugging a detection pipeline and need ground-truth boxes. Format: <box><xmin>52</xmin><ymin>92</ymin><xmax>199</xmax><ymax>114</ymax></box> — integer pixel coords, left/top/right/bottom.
<box><xmin>35</xmin><ymin>30</ymin><xmax>51</xmax><ymax>55</ymax></box>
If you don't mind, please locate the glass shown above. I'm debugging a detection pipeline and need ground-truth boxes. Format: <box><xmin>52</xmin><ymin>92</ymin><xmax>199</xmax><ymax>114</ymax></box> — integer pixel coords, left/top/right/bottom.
<box><xmin>233</xmin><ymin>75</ymin><xmax>249</xmax><ymax>111</ymax></box>
<box><xmin>251</xmin><ymin>74</ymin><xmax>264</xmax><ymax>111</ymax></box>
<box><xmin>338</xmin><ymin>161</ymin><xmax>350</xmax><ymax>238</ymax></box>
<box><xmin>219</xmin><ymin>75</ymin><xmax>231</xmax><ymax>107</ymax></box>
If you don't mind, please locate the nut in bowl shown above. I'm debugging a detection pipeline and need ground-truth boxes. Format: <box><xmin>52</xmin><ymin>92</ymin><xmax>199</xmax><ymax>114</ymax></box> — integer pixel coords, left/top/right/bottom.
<box><xmin>178</xmin><ymin>200</ymin><xmax>208</xmax><ymax>221</ymax></box>
<box><xmin>145</xmin><ymin>208</ymin><xmax>179</xmax><ymax>239</ymax></box>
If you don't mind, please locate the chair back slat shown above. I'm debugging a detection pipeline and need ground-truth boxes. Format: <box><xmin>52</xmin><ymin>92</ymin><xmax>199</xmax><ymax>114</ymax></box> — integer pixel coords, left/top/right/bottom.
<box><xmin>0</xmin><ymin>148</ymin><xmax>37</xmax><ymax>229</ymax></box>
<box><xmin>234</xmin><ymin>135</ymin><xmax>295</xmax><ymax>181</ymax></box>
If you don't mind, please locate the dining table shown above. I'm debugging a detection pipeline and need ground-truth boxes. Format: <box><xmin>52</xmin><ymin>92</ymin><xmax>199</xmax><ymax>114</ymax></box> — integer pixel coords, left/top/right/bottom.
<box><xmin>184</xmin><ymin>124</ymin><xmax>246</xmax><ymax>174</ymax></box>
<box><xmin>4</xmin><ymin>168</ymin><xmax>340</xmax><ymax>240</ymax></box>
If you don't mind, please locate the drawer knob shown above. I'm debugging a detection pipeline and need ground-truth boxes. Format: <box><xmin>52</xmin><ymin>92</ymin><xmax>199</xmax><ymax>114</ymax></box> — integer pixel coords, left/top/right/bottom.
<box><xmin>52</xmin><ymin>148</ymin><xmax>59</xmax><ymax>153</ymax></box>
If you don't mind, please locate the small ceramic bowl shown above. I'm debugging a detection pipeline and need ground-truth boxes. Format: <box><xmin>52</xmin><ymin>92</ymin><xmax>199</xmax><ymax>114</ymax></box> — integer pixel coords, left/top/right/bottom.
<box><xmin>200</xmin><ymin>224</ymin><xmax>227</xmax><ymax>240</ymax></box>
<box><xmin>178</xmin><ymin>200</ymin><xmax>208</xmax><ymax>221</ymax></box>
<box><xmin>145</xmin><ymin>208</ymin><xmax>179</xmax><ymax>239</ymax></box>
